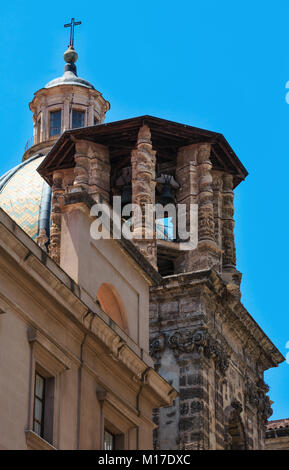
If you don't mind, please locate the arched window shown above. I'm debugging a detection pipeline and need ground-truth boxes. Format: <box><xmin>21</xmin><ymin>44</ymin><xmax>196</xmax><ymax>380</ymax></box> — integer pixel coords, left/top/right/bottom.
<box><xmin>97</xmin><ymin>283</ymin><xmax>128</xmax><ymax>334</ymax></box>
<box><xmin>225</xmin><ymin>404</ymin><xmax>247</xmax><ymax>450</ymax></box>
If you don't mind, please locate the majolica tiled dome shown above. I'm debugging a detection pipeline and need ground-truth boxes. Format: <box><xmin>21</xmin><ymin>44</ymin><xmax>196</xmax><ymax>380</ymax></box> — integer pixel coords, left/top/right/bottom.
<box><xmin>0</xmin><ymin>153</ymin><xmax>172</xmax><ymax>244</ymax></box>
<box><xmin>0</xmin><ymin>154</ymin><xmax>52</xmax><ymax>241</ymax></box>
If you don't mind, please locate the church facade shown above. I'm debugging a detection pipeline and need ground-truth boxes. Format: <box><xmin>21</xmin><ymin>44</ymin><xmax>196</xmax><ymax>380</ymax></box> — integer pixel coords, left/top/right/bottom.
<box><xmin>0</xmin><ymin>37</ymin><xmax>284</xmax><ymax>450</ymax></box>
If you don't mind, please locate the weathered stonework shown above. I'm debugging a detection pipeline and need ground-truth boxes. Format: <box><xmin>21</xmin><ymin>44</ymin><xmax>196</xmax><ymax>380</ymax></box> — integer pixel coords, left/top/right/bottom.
<box><xmin>222</xmin><ymin>173</ymin><xmax>236</xmax><ymax>270</ymax></box>
<box><xmin>131</xmin><ymin>125</ymin><xmax>157</xmax><ymax>269</ymax></box>
<box><xmin>175</xmin><ymin>143</ymin><xmax>222</xmax><ymax>274</ymax></box>
<box><xmin>74</xmin><ymin>140</ymin><xmax>110</xmax><ymax>202</ymax></box>
<box><xmin>49</xmin><ymin>171</ymin><xmax>65</xmax><ymax>263</ymax></box>
<box><xmin>150</xmin><ymin>270</ymin><xmax>282</xmax><ymax>450</ymax></box>
<box><xmin>36</xmin><ymin>114</ymin><xmax>284</xmax><ymax>451</ymax></box>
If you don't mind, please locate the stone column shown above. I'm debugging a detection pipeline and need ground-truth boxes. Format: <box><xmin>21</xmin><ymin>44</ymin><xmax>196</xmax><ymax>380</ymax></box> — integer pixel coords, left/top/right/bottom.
<box><xmin>175</xmin><ymin>144</ymin><xmax>198</xmax><ymax>273</ymax></box>
<box><xmin>73</xmin><ymin>143</ymin><xmax>90</xmax><ymax>193</ymax></box>
<box><xmin>48</xmin><ymin>141</ymin><xmax>110</xmax><ymax>264</ymax></box>
<box><xmin>176</xmin><ymin>144</ymin><xmax>199</xmax><ymax>227</ymax></box>
<box><xmin>131</xmin><ymin>125</ymin><xmax>157</xmax><ymax>269</ymax></box>
<box><xmin>221</xmin><ymin>173</ymin><xmax>236</xmax><ymax>270</ymax></box>
<box><xmin>49</xmin><ymin>171</ymin><xmax>65</xmax><ymax>263</ymax></box>
<box><xmin>175</xmin><ymin>143</ymin><xmax>221</xmax><ymax>273</ymax></box>
<box><xmin>197</xmin><ymin>143</ymin><xmax>215</xmax><ymax>243</ymax></box>
<box><xmin>212</xmin><ymin>172</ymin><xmax>223</xmax><ymax>250</ymax></box>
<box><xmin>74</xmin><ymin>140</ymin><xmax>110</xmax><ymax>202</ymax></box>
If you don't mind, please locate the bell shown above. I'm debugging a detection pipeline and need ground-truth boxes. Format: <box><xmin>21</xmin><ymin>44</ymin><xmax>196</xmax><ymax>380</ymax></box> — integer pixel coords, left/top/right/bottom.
<box><xmin>158</xmin><ymin>183</ymin><xmax>175</xmax><ymax>206</ymax></box>
<box><xmin>121</xmin><ymin>184</ymin><xmax>132</xmax><ymax>208</ymax></box>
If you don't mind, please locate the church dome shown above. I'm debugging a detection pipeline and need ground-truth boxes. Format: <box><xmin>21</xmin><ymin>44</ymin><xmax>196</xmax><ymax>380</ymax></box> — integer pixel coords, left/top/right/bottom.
<box><xmin>0</xmin><ymin>30</ymin><xmax>110</xmax><ymax>249</ymax></box>
<box><xmin>0</xmin><ymin>154</ymin><xmax>51</xmax><ymax>241</ymax></box>
<box><xmin>45</xmin><ymin>45</ymin><xmax>94</xmax><ymax>90</ymax></box>
<box><xmin>45</xmin><ymin>70</ymin><xmax>95</xmax><ymax>90</ymax></box>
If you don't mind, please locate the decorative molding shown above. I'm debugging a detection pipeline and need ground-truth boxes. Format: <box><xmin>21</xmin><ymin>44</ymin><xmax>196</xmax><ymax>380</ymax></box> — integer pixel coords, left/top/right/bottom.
<box><xmin>150</xmin><ymin>327</ymin><xmax>230</xmax><ymax>375</ymax></box>
<box><xmin>149</xmin><ymin>334</ymin><xmax>165</xmax><ymax>371</ymax></box>
<box><xmin>244</xmin><ymin>379</ymin><xmax>273</xmax><ymax>424</ymax></box>
<box><xmin>150</xmin><ymin>268</ymin><xmax>284</xmax><ymax>369</ymax></box>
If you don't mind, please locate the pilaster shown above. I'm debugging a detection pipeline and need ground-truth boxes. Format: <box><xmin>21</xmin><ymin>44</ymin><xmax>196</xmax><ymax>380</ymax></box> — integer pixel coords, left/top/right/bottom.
<box><xmin>74</xmin><ymin>140</ymin><xmax>110</xmax><ymax>202</ymax></box>
<box><xmin>175</xmin><ymin>143</ymin><xmax>222</xmax><ymax>273</ymax></box>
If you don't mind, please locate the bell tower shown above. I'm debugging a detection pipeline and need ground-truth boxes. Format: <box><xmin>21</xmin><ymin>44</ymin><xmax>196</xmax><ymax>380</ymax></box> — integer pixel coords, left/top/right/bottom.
<box><xmin>23</xmin><ymin>20</ymin><xmax>110</xmax><ymax>161</ymax></box>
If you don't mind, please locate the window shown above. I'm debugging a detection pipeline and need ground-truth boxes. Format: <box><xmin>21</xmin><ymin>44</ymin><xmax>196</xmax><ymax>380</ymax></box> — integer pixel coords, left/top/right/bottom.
<box><xmin>49</xmin><ymin>110</ymin><xmax>61</xmax><ymax>136</ymax></box>
<box><xmin>33</xmin><ymin>373</ymin><xmax>45</xmax><ymax>437</ymax></box>
<box><xmin>72</xmin><ymin>109</ymin><xmax>85</xmax><ymax>129</ymax></box>
<box><xmin>94</xmin><ymin>116</ymin><xmax>99</xmax><ymax>126</ymax></box>
<box><xmin>104</xmin><ymin>429</ymin><xmax>115</xmax><ymax>450</ymax></box>
<box><xmin>32</xmin><ymin>370</ymin><xmax>54</xmax><ymax>443</ymax></box>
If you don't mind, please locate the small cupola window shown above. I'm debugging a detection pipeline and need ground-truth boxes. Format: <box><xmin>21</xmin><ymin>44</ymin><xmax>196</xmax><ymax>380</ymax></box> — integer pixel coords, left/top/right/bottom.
<box><xmin>72</xmin><ymin>109</ymin><xmax>85</xmax><ymax>129</ymax></box>
<box><xmin>49</xmin><ymin>110</ymin><xmax>61</xmax><ymax>137</ymax></box>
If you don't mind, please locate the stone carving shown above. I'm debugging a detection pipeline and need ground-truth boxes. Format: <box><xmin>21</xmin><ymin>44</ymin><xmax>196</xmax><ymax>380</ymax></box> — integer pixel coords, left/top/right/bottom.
<box><xmin>152</xmin><ymin>328</ymin><xmax>230</xmax><ymax>374</ymax></box>
<box><xmin>231</xmin><ymin>400</ymin><xmax>243</xmax><ymax>413</ymax></box>
<box><xmin>222</xmin><ymin>174</ymin><xmax>236</xmax><ymax>268</ymax></box>
<box><xmin>212</xmin><ymin>173</ymin><xmax>223</xmax><ymax>248</ymax></box>
<box><xmin>131</xmin><ymin>125</ymin><xmax>157</xmax><ymax>268</ymax></box>
<box><xmin>245</xmin><ymin>380</ymin><xmax>273</xmax><ymax>424</ymax></box>
<box><xmin>74</xmin><ymin>140</ymin><xmax>111</xmax><ymax>202</ymax></box>
<box><xmin>49</xmin><ymin>171</ymin><xmax>65</xmax><ymax>263</ymax></box>
<box><xmin>149</xmin><ymin>334</ymin><xmax>165</xmax><ymax>371</ymax></box>
<box><xmin>197</xmin><ymin>144</ymin><xmax>215</xmax><ymax>243</ymax></box>
<box><xmin>73</xmin><ymin>153</ymin><xmax>89</xmax><ymax>191</ymax></box>
<box><xmin>180</xmin><ymin>403</ymin><xmax>189</xmax><ymax>415</ymax></box>
<box><xmin>191</xmin><ymin>401</ymin><xmax>203</xmax><ymax>413</ymax></box>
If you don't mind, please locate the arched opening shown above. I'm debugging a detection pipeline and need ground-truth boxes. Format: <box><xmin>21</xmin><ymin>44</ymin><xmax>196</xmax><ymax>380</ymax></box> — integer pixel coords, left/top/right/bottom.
<box><xmin>225</xmin><ymin>406</ymin><xmax>247</xmax><ymax>450</ymax></box>
<box><xmin>97</xmin><ymin>283</ymin><xmax>129</xmax><ymax>334</ymax></box>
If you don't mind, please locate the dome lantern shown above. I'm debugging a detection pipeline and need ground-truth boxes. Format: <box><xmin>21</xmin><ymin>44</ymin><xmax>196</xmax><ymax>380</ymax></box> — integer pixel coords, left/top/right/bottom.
<box><xmin>24</xmin><ymin>20</ymin><xmax>110</xmax><ymax>161</ymax></box>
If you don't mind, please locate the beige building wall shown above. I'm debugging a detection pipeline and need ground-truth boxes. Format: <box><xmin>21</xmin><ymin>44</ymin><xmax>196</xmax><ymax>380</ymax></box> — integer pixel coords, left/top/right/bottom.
<box><xmin>0</xmin><ymin>208</ymin><xmax>176</xmax><ymax>450</ymax></box>
<box><xmin>60</xmin><ymin>207</ymin><xmax>150</xmax><ymax>350</ymax></box>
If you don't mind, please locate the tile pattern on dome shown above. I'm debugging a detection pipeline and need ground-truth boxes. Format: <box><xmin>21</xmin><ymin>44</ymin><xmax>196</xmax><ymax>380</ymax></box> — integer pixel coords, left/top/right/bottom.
<box><xmin>0</xmin><ymin>156</ymin><xmax>45</xmax><ymax>240</ymax></box>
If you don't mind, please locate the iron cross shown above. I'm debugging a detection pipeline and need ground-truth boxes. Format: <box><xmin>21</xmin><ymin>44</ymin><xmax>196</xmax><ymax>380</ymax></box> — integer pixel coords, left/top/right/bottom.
<box><xmin>64</xmin><ymin>18</ymin><xmax>81</xmax><ymax>47</ymax></box>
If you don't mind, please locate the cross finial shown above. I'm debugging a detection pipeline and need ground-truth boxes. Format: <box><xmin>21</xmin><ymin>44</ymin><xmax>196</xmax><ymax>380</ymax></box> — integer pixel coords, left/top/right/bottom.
<box><xmin>64</xmin><ymin>18</ymin><xmax>81</xmax><ymax>47</ymax></box>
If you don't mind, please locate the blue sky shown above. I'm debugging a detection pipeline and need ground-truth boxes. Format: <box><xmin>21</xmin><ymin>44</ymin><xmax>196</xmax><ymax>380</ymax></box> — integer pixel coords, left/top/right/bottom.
<box><xmin>0</xmin><ymin>1</ymin><xmax>288</xmax><ymax>419</ymax></box>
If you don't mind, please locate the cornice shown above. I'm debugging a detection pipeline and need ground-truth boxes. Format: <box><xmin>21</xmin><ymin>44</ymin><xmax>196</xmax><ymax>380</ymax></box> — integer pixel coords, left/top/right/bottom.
<box><xmin>150</xmin><ymin>269</ymin><xmax>284</xmax><ymax>369</ymax></box>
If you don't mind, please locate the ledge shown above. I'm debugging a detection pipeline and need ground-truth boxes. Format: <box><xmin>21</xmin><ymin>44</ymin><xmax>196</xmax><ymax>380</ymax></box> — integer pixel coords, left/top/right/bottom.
<box><xmin>151</xmin><ymin>268</ymin><xmax>285</xmax><ymax>369</ymax></box>
<box><xmin>25</xmin><ymin>430</ymin><xmax>56</xmax><ymax>450</ymax></box>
